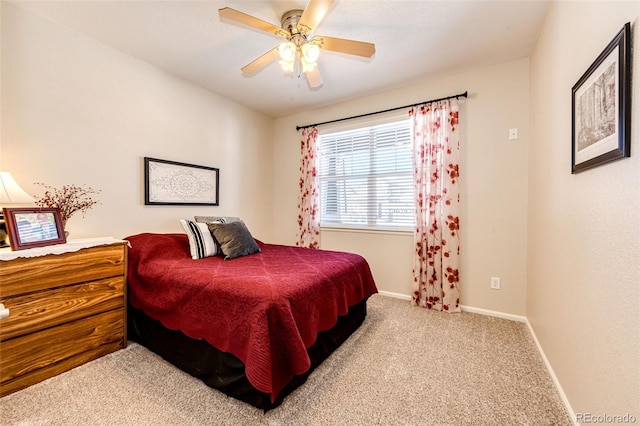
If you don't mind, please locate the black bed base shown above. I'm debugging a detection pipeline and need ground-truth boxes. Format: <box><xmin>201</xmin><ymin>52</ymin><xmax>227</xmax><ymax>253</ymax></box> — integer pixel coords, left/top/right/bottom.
<box><xmin>127</xmin><ymin>299</ymin><xmax>368</xmax><ymax>411</ymax></box>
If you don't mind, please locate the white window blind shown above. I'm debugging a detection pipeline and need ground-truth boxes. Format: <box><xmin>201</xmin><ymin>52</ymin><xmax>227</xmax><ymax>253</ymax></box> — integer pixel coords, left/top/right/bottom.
<box><xmin>317</xmin><ymin>118</ymin><xmax>414</xmax><ymax>230</ymax></box>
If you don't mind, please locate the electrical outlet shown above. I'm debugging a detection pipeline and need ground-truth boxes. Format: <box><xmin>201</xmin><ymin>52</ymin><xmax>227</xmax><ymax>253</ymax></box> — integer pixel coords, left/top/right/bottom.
<box><xmin>508</xmin><ymin>128</ymin><xmax>518</xmax><ymax>140</ymax></box>
<box><xmin>491</xmin><ymin>277</ymin><xmax>501</xmax><ymax>290</ymax></box>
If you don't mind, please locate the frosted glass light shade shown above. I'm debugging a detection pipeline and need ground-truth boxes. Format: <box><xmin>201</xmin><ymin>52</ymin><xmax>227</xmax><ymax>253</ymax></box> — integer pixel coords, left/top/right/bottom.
<box><xmin>279</xmin><ymin>59</ymin><xmax>295</xmax><ymax>73</ymax></box>
<box><xmin>300</xmin><ymin>56</ymin><xmax>317</xmax><ymax>73</ymax></box>
<box><xmin>301</xmin><ymin>43</ymin><xmax>320</xmax><ymax>63</ymax></box>
<box><xmin>278</xmin><ymin>42</ymin><xmax>296</xmax><ymax>62</ymax></box>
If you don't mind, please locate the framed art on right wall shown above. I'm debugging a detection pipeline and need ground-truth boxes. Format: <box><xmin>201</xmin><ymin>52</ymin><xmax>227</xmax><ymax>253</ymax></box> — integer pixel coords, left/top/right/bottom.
<box><xmin>572</xmin><ymin>22</ymin><xmax>631</xmax><ymax>174</ymax></box>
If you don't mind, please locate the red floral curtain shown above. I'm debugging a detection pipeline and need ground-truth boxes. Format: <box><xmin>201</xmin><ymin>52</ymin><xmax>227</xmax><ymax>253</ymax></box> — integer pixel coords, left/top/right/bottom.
<box><xmin>295</xmin><ymin>127</ymin><xmax>320</xmax><ymax>248</ymax></box>
<box><xmin>410</xmin><ymin>99</ymin><xmax>461</xmax><ymax>312</ymax></box>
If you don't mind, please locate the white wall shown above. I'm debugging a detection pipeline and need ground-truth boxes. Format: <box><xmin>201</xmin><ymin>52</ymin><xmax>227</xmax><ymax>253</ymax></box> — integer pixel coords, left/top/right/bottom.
<box><xmin>0</xmin><ymin>2</ymin><xmax>275</xmax><ymax>241</ymax></box>
<box><xmin>528</xmin><ymin>1</ymin><xmax>639</xmax><ymax>417</ymax></box>
<box><xmin>274</xmin><ymin>58</ymin><xmax>530</xmax><ymax>316</ymax></box>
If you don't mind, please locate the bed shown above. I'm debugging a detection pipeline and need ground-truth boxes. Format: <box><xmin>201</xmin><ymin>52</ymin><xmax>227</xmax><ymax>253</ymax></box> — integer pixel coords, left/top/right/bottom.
<box><xmin>125</xmin><ymin>231</ymin><xmax>378</xmax><ymax>410</ymax></box>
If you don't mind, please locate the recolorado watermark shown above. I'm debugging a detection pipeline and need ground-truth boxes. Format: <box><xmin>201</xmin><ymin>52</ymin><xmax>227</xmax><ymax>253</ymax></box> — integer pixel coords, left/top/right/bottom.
<box><xmin>576</xmin><ymin>413</ymin><xmax>637</xmax><ymax>424</ymax></box>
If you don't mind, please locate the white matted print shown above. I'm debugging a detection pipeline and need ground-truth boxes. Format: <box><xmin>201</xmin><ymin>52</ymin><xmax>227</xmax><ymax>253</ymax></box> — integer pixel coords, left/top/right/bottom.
<box><xmin>144</xmin><ymin>157</ymin><xmax>219</xmax><ymax>205</ymax></box>
<box><xmin>571</xmin><ymin>23</ymin><xmax>631</xmax><ymax>173</ymax></box>
<box><xmin>573</xmin><ymin>49</ymin><xmax>618</xmax><ymax>164</ymax></box>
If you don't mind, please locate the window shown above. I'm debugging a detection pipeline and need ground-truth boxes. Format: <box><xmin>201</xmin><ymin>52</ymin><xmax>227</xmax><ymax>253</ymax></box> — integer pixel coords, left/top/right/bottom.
<box><xmin>317</xmin><ymin>117</ymin><xmax>414</xmax><ymax>230</ymax></box>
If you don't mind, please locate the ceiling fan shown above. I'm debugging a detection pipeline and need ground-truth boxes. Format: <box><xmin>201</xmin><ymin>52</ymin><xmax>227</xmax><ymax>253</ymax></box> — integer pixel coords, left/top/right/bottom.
<box><xmin>218</xmin><ymin>0</ymin><xmax>375</xmax><ymax>89</ymax></box>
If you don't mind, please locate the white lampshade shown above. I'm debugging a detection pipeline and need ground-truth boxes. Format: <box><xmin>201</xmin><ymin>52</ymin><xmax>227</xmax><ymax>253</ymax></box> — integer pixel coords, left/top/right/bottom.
<box><xmin>0</xmin><ymin>171</ymin><xmax>34</xmax><ymax>205</ymax></box>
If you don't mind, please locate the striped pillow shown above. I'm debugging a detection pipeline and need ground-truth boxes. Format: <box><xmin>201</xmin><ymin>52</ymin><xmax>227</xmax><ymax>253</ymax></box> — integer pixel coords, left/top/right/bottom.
<box><xmin>180</xmin><ymin>219</ymin><xmax>218</xmax><ymax>259</ymax></box>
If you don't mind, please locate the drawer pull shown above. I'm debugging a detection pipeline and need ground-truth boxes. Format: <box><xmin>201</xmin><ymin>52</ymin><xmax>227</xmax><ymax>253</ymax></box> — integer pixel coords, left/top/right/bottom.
<box><xmin>0</xmin><ymin>303</ymin><xmax>9</xmax><ymax>320</ymax></box>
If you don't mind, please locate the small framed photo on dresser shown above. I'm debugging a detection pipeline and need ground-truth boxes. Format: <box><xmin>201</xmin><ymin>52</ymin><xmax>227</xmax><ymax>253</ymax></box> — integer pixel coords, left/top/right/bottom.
<box><xmin>2</xmin><ymin>207</ymin><xmax>67</xmax><ymax>251</ymax></box>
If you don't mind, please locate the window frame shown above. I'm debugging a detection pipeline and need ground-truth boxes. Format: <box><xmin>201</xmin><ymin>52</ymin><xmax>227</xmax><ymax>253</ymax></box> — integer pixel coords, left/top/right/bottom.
<box><xmin>316</xmin><ymin>112</ymin><xmax>415</xmax><ymax>232</ymax></box>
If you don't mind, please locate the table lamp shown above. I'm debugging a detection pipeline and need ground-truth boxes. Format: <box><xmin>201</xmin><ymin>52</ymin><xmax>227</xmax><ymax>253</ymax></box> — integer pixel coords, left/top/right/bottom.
<box><xmin>0</xmin><ymin>171</ymin><xmax>35</xmax><ymax>247</ymax></box>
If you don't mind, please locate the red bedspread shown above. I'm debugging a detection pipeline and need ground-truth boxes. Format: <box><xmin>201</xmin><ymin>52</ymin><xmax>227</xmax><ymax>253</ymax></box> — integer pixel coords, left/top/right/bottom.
<box><xmin>125</xmin><ymin>233</ymin><xmax>378</xmax><ymax>402</ymax></box>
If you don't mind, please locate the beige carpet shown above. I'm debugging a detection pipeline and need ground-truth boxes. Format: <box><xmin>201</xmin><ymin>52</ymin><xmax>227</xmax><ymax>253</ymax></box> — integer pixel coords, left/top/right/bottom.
<box><xmin>0</xmin><ymin>295</ymin><xmax>572</xmax><ymax>425</ymax></box>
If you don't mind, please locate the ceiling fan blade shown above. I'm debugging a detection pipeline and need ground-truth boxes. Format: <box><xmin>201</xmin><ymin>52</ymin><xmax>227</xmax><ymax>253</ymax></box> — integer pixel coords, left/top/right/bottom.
<box><xmin>297</xmin><ymin>0</ymin><xmax>334</xmax><ymax>34</ymax></box>
<box><xmin>312</xmin><ymin>35</ymin><xmax>375</xmax><ymax>58</ymax></box>
<box><xmin>304</xmin><ymin>66</ymin><xmax>323</xmax><ymax>89</ymax></box>
<box><xmin>241</xmin><ymin>47</ymin><xmax>280</xmax><ymax>75</ymax></box>
<box><xmin>219</xmin><ymin>7</ymin><xmax>287</xmax><ymax>38</ymax></box>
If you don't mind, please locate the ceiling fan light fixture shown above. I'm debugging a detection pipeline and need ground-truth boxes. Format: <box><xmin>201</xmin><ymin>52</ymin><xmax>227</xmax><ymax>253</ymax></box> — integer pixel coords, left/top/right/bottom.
<box><xmin>279</xmin><ymin>58</ymin><xmax>295</xmax><ymax>73</ymax></box>
<box><xmin>300</xmin><ymin>56</ymin><xmax>317</xmax><ymax>73</ymax></box>
<box><xmin>301</xmin><ymin>43</ymin><xmax>320</xmax><ymax>63</ymax></box>
<box><xmin>219</xmin><ymin>2</ymin><xmax>375</xmax><ymax>88</ymax></box>
<box><xmin>278</xmin><ymin>41</ymin><xmax>297</xmax><ymax>62</ymax></box>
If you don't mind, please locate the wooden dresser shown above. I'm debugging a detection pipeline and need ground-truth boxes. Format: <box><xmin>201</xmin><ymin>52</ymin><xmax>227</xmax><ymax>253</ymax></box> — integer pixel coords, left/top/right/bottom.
<box><xmin>0</xmin><ymin>241</ymin><xmax>127</xmax><ymax>397</ymax></box>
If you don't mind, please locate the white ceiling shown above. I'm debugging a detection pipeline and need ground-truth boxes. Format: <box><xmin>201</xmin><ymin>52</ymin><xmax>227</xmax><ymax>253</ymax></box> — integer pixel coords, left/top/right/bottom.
<box><xmin>8</xmin><ymin>0</ymin><xmax>550</xmax><ymax>118</ymax></box>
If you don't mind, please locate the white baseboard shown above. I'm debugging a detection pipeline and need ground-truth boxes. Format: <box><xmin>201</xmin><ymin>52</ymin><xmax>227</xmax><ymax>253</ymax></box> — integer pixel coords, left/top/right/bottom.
<box><xmin>376</xmin><ymin>291</ymin><xmax>576</xmax><ymax>423</ymax></box>
<box><xmin>377</xmin><ymin>291</ymin><xmax>526</xmax><ymax>322</ymax></box>
<box><xmin>525</xmin><ymin>319</ymin><xmax>577</xmax><ymax>425</ymax></box>
<box><xmin>377</xmin><ymin>290</ymin><xmax>412</xmax><ymax>300</ymax></box>
<box><xmin>460</xmin><ymin>304</ymin><xmax>527</xmax><ymax>322</ymax></box>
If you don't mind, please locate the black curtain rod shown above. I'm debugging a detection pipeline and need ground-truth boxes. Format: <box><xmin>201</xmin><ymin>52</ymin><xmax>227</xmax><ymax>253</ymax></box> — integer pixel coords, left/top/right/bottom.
<box><xmin>296</xmin><ymin>91</ymin><xmax>467</xmax><ymax>131</ymax></box>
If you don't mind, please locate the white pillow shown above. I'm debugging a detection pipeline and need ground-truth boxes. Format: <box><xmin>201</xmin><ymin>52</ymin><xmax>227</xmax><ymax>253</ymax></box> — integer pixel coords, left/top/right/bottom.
<box><xmin>180</xmin><ymin>219</ymin><xmax>218</xmax><ymax>259</ymax></box>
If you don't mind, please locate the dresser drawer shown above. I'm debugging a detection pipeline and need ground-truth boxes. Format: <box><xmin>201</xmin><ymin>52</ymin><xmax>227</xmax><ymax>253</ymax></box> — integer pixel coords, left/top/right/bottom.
<box><xmin>0</xmin><ymin>241</ymin><xmax>127</xmax><ymax>397</ymax></box>
<box><xmin>0</xmin><ymin>243</ymin><xmax>126</xmax><ymax>298</ymax></box>
<box><xmin>0</xmin><ymin>277</ymin><xmax>125</xmax><ymax>341</ymax></box>
<box><xmin>0</xmin><ymin>309</ymin><xmax>125</xmax><ymax>396</ymax></box>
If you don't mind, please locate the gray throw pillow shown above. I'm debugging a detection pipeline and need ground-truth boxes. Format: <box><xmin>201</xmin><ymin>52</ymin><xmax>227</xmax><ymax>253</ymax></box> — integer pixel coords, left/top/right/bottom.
<box><xmin>194</xmin><ymin>216</ymin><xmax>241</xmax><ymax>224</ymax></box>
<box><xmin>207</xmin><ymin>221</ymin><xmax>261</xmax><ymax>260</ymax></box>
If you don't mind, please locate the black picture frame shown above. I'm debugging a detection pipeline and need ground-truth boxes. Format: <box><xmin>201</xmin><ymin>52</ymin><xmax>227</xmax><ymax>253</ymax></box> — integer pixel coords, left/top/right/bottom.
<box><xmin>571</xmin><ymin>22</ymin><xmax>631</xmax><ymax>174</ymax></box>
<box><xmin>2</xmin><ymin>207</ymin><xmax>67</xmax><ymax>251</ymax></box>
<box><xmin>144</xmin><ymin>157</ymin><xmax>219</xmax><ymax>206</ymax></box>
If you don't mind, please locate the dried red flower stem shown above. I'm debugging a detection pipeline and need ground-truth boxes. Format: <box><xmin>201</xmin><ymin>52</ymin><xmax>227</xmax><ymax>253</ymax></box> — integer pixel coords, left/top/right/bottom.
<box><xmin>33</xmin><ymin>183</ymin><xmax>101</xmax><ymax>227</ymax></box>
